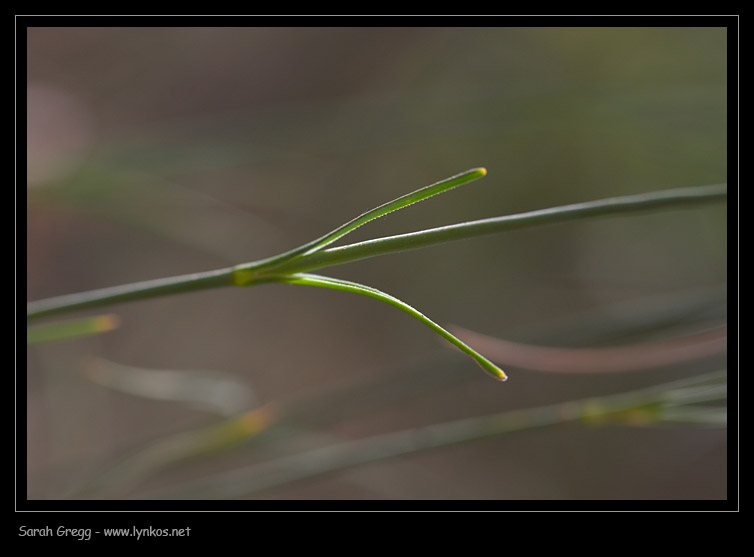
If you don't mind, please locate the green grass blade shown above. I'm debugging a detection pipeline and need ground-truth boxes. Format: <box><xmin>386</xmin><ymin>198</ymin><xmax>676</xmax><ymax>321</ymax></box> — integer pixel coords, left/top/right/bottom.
<box><xmin>233</xmin><ymin>168</ymin><xmax>487</xmax><ymax>282</ymax></box>
<box><xmin>27</xmin><ymin>181</ymin><xmax>727</xmax><ymax>322</ymax></box>
<box><xmin>274</xmin><ymin>273</ymin><xmax>507</xmax><ymax>381</ymax></box>
<box><xmin>272</xmin><ymin>183</ymin><xmax>728</xmax><ymax>275</ymax></box>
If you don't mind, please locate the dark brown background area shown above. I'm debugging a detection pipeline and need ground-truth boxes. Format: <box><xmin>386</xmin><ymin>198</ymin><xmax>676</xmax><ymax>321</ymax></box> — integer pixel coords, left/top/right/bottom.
<box><xmin>26</xmin><ymin>24</ymin><xmax>728</xmax><ymax>500</ymax></box>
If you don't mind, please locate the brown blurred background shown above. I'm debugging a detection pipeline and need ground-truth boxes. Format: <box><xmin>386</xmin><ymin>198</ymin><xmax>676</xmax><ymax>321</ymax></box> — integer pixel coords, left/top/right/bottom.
<box><xmin>26</xmin><ymin>25</ymin><xmax>728</xmax><ymax>500</ymax></box>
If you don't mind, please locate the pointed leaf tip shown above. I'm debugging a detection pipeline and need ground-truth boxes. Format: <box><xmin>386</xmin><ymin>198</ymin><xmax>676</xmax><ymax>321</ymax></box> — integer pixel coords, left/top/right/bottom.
<box><xmin>478</xmin><ymin>360</ymin><xmax>507</xmax><ymax>382</ymax></box>
<box><xmin>276</xmin><ymin>273</ymin><xmax>508</xmax><ymax>382</ymax></box>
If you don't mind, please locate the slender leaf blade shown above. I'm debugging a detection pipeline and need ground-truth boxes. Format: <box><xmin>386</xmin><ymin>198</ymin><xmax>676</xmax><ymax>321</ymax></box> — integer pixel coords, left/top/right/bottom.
<box><xmin>274</xmin><ymin>272</ymin><xmax>507</xmax><ymax>381</ymax></box>
<box><xmin>233</xmin><ymin>168</ymin><xmax>487</xmax><ymax>285</ymax></box>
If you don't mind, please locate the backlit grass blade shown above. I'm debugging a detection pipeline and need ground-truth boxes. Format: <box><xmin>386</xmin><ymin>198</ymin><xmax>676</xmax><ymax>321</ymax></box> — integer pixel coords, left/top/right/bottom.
<box><xmin>233</xmin><ymin>168</ymin><xmax>487</xmax><ymax>283</ymax></box>
<box><xmin>273</xmin><ymin>273</ymin><xmax>507</xmax><ymax>381</ymax></box>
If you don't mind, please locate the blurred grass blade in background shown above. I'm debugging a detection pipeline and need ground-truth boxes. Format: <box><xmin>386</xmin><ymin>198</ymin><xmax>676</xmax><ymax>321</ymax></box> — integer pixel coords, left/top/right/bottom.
<box><xmin>84</xmin><ymin>357</ymin><xmax>255</xmax><ymax>416</ymax></box>
<box><xmin>449</xmin><ymin>325</ymin><xmax>727</xmax><ymax>373</ymax></box>
<box><xmin>75</xmin><ymin>403</ymin><xmax>280</xmax><ymax>498</ymax></box>
<box><xmin>145</xmin><ymin>370</ymin><xmax>726</xmax><ymax>500</ymax></box>
<box><xmin>26</xmin><ymin>314</ymin><xmax>120</xmax><ymax>345</ymax></box>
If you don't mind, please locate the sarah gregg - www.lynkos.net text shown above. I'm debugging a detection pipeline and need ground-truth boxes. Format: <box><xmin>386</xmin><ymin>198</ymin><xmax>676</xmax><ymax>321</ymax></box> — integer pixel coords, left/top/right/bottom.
<box><xmin>19</xmin><ymin>525</ymin><xmax>191</xmax><ymax>541</ymax></box>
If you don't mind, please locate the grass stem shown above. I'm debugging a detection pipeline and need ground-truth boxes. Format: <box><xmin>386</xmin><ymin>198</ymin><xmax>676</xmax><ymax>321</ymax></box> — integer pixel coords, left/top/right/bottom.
<box><xmin>27</xmin><ymin>182</ymin><xmax>726</xmax><ymax>321</ymax></box>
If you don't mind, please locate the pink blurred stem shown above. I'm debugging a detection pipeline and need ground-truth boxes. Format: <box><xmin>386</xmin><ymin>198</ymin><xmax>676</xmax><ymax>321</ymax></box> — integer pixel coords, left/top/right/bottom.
<box><xmin>450</xmin><ymin>325</ymin><xmax>727</xmax><ymax>373</ymax></box>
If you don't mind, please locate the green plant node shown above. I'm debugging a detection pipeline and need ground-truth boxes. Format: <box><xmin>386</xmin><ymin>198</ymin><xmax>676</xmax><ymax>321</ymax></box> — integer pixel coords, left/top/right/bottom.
<box><xmin>232</xmin><ymin>268</ymin><xmax>257</xmax><ymax>287</ymax></box>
